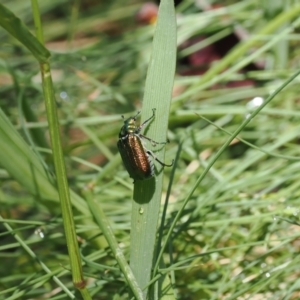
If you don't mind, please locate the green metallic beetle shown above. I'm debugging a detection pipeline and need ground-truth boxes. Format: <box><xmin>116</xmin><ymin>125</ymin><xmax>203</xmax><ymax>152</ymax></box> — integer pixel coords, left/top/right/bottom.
<box><xmin>117</xmin><ymin>108</ymin><xmax>173</xmax><ymax>181</ymax></box>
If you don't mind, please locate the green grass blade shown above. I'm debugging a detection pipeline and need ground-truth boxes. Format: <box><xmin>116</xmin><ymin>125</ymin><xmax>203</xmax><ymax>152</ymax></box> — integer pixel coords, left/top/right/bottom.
<box><xmin>0</xmin><ymin>107</ymin><xmax>58</xmax><ymax>203</ymax></box>
<box><xmin>155</xmin><ymin>69</ymin><xmax>300</xmax><ymax>278</ymax></box>
<box><xmin>84</xmin><ymin>189</ymin><xmax>144</xmax><ymax>300</ymax></box>
<box><xmin>0</xmin><ymin>3</ymin><xmax>50</xmax><ymax>62</ymax></box>
<box><xmin>129</xmin><ymin>0</ymin><xmax>176</xmax><ymax>299</ymax></box>
<box><xmin>0</xmin><ymin>106</ymin><xmax>103</xmax><ymax>246</ymax></box>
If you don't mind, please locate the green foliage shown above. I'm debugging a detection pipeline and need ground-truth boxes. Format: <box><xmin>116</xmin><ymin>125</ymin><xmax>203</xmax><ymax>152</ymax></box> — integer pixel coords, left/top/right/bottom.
<box><xmin>1</xmin><ymin>0</ymin><xmax>300</xmax><ymax>299</ymax></box>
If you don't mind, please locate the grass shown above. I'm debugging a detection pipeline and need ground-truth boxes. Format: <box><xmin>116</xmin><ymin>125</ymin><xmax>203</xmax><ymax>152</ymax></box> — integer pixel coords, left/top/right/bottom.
<box><xmin>1</xmin><ymin>0</ymin><xmax>300</xmax><ymax>299</ymax></box>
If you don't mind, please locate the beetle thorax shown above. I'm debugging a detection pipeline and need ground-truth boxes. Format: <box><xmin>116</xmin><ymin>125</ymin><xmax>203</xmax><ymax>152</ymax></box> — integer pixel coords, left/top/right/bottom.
<box><xmin>119</xmin><ymin>117</ymin><xmax>138</xmax><ymax>138</ymax></box>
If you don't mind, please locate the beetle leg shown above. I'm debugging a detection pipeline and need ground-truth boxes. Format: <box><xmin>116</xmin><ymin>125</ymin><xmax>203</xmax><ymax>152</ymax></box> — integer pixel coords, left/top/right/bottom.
<box><xmin>137</xmin><ymin>108</ymin><xmax>156</xmax><ymax>132</ymax></box>
<box><xmin>146</xmin><ymin>150</ymin><xmax>174</xmax><ymax>167</ymax></box>
<box><xmin>139</xmin><ymin>134</ymin><xmax>169</xmax><ymax>147</ymax></box>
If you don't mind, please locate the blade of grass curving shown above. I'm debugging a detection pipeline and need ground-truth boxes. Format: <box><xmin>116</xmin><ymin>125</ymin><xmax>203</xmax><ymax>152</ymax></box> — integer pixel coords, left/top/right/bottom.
<box><xmin>0</xmin><ymin>107</ymin><xmax>58</xmax><ymax>204</ymax></box>
<box><xmin>129</xmin><ymin>0</ymin><xmax>176</xmax><ymax>299</ymax></box>
<box><xmin>0</xmin><ymin>3</ymin><xmax>50</xmax><ymax>62</ymax></box>
<box><xmin>0</xmin><ymin>106</ymin><xmax>106</xmax><ymax>244</ymax></box>
<box><xmin>153</xmin><ymin>68</ymin><xmax>300</xmax><ymax>278</ymax></box>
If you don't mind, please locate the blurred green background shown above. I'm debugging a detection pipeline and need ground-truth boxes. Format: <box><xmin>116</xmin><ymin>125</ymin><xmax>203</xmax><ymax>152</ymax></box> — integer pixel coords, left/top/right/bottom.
<box><xmin>1</xmin><ymin>0</ymin><xmax>300</xmax><ymax>299</ymax></box>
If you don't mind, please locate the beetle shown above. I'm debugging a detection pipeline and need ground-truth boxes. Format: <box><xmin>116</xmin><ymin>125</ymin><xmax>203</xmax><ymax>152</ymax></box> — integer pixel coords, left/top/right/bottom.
<box><xmin>117</xmin><ymin>108</ymin><xmax>173</xmax><ymax>181</ymax></box>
